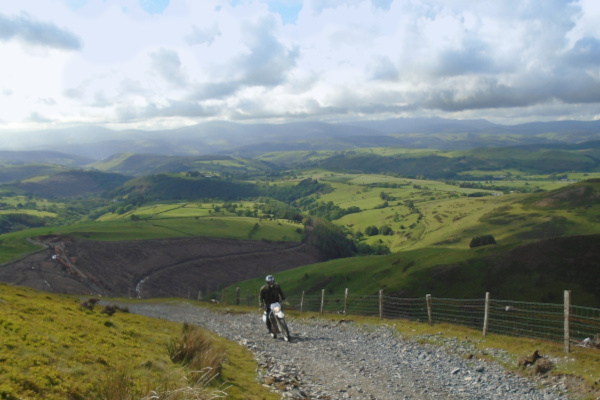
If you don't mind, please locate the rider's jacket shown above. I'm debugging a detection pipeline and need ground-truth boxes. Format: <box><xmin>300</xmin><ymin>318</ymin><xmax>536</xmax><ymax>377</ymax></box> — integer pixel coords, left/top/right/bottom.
<box><xmin>260</xmin><ymin>283</ymin><xmax>285</xmax><ymax>307</ymax></box>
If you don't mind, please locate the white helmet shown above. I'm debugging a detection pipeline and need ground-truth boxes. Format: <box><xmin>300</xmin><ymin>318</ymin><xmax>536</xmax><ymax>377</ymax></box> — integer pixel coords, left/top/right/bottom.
<box><xmin>265</xmin><ymin>275</ymin><xmax>274</xmax><ymax>284</ymax></box>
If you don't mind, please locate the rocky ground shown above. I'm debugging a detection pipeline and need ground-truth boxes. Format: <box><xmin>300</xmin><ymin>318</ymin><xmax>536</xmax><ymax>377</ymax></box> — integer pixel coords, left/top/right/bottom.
<box><xmin>123</xmin><ymin>302</ymin><xmax>576</xmax><ymax>400</ymax></box>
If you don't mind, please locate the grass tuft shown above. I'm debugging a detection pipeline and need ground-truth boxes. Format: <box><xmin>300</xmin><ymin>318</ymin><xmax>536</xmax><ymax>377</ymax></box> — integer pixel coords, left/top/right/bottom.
<box><xmin>167</xmin><ymin>323</ymin><xmax>225</xmax><ymax>379</ymax></box>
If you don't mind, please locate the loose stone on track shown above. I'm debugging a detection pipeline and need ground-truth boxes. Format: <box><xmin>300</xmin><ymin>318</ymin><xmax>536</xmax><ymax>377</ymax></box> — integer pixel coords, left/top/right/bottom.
<box><xmin>124</xmin><ymin>302</ymin><xmax>570</xmax><ymax>400</ymax></box>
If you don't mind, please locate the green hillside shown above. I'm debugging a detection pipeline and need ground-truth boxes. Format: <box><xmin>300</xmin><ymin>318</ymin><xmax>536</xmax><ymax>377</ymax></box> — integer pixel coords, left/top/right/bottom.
<box><xmin>111</xmin><ymin>173</ymin><xmax>330</xmax><ymax>204</ymax></box>
<box><xmin>5</xmin><ymin>170</ymin><xmax>131</xmax><ymax>198</ymax></box>
<box><xmin>226</xmin><ymin>233</ymin><xmax>600</xmax><ymax>307</ymax></box>
<box><xmin>226</xmin><ymin>180</ymin><xmax>600</xmax><ymax>307</ymax></box>
<box><xmin>0</xmin><ymin>284</ymin><xmax>277</xmax><ymax>400</ymax></box>
<box><xmin>91</xmin><ymin>153</ymin><xmax>273</xmax><ymax>177</ymax></box>
<box><xmin>2</xmin><ymin>147</ymin><xmax>600</xmax><ymax>310</ymax></box>
<box><xmin>0</xmin><ymin>164</ymin><xmax>70</xmax><ymax>185</ymax></box>
<box><xmin>310</xmin><ymin>142</ymin><xmax>600</xmax><ymax>179</ymax></box>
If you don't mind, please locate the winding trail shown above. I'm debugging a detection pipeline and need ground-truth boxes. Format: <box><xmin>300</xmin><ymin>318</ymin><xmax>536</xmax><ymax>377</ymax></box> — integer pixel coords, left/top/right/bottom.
<box><xmin>123</xmin><ymin>302</ymin><xmax>570</xmax><ymax>400</ymax></box>
<box><xmin>133</xmin><ymin>242</ymin><xmax>307</xmax><ymax>296</ymax></box>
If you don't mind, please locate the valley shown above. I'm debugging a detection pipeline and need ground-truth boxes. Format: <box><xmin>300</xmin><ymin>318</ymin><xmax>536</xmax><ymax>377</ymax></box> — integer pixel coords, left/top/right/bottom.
<box><xmin>1</xmin><ymin>129</ymin><xmax>600</xmax><ymax>307</ymax></box>
<box><xmin>2</xmin><ymin>122</ymin><xmax>600</xmax><ymax>400</ymax></box>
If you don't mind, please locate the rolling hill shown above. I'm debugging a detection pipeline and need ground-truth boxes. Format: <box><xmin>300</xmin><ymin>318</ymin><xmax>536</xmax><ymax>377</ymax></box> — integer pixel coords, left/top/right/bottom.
<box><xmin>90</xmin><ymin>153</ymin><xmax>275</xmax><ymax>177</ymax></box>
<box><xmin>6</xmin><ymin>170</ymin><xmax>131</xmax><ymax>198</ymax></box>
<box><xmin>2</xmin><ymin>118</ymin><xmax>600</xmax><ymax>159</ymax></box>
<box><xmin>312</xmin><ymin>142</ymin><xmax>600</xmax><ymax>179</ymax></box>
<box><xmin>0</xmin><ymin>150</ymin><xmax>93</xmax><ymax>167</ymax></box>
<box><xmin>225</xmin><ymin>179</ymin><xmax>600</xmax><ymax>307</ymax></box>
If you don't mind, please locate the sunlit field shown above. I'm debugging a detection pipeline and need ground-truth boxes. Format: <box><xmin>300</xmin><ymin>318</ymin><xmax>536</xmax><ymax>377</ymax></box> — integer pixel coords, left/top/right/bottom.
<box><xmin>306</xmin><ymin>172</ymin><xmax>583</xmax><ymax>252</ymax></box>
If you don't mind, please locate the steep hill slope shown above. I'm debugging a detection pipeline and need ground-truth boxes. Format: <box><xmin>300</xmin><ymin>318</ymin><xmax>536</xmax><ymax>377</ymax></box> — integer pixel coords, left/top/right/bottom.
<box><xmin>227</xmin><ymin>233</ymin><xmax>600</xmax><ymax>307</ymax></box>
<box><xmin>0</xmin><ymin>235</ymin><xmax>324</xmax><ymax>298</ymax></box>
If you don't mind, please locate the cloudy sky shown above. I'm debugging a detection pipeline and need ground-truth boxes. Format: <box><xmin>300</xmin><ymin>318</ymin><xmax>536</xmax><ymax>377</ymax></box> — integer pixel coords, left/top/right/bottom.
<box><xmin>1</xmin><ymin>0</ymin><xmax>600</xmax><ymax>132</ymax></box>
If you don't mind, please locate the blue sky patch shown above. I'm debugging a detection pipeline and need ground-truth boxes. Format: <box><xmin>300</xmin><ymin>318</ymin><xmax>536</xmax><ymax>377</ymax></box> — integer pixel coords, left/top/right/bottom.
<box><xmin>138</xmin><ymin>0</ymin><xmax>170</xmax><ymax>15</ymax></box>
<box><xmin>267</xmin><ymin>1</ymin><xmax>302</xmax><ymax>25</ymax></box>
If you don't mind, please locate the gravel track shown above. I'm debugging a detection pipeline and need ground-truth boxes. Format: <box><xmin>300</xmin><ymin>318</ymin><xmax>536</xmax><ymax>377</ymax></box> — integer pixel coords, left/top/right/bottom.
<box><xmin>125</xmin><ymin>302</ymin><xmax>570</xmax><ymax>400</ymax></box>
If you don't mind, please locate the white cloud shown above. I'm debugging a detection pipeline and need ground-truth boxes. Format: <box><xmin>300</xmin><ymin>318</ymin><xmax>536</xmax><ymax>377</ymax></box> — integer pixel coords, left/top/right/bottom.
<box><xmin>149</xmin><ymin>47</ymin><xmax>188</xmax><ymax>87</ymax></box>
<box><xmin>1</xmin><ymin>0</ymin><xmax>600</xmax><ymax>131</ymax></box>
<box><xmin>184</xmin><ymin>23</ymin><xmax>221</xmax><ymax>46</ymax></box>
<box><xmin>0</xmin><ymin>11</ymin><xmax>82</xmax><ymax>50</ymax></box>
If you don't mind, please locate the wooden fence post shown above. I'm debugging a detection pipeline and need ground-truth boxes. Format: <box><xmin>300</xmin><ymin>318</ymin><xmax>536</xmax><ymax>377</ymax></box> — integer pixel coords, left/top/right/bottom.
<box><xmin>426</xmin><ymin>294</ymin><xmax>432</xmax><ymax>326</ymax></box>
<box><xmin>197</xmin><ymin>290</ymin><xmax>202</xmax><ymax>302</ymax></box>
<box><xmin>379</xmin><ymin>289</ymin><xmax>383</xmax><ymax>319</ymax></box>
<box><xmin>320</xmin><ymin>289</ymin><xmax>325</xmax><ymax>314</ymax></box>
<box><xmin>344</xmin><ymin>288</ymin><xmax>349</xmax><ymax>316</ymax></box>
<box><xmin>236</xmin><ymin>287</ymin><xmax>240</xmax><ymax>305</ymax></box>
<box><xmin>564</xmin><ymin>290</ymin><xmax>571</xmax><ymax>353</ymax></box>
<box><xmin>246</xmin><ymin>289</ymin><xmax>250</xmax><ymax>306</ymax></box>
<box><xmin>483</xmin><ymin>292</ymin><xmax>490</xmax><ymax>336</ymax></box>
<box><xmin>300</xmin><ymin>291</ymin><xmax>304</xmax><ymax>312</ymax></box>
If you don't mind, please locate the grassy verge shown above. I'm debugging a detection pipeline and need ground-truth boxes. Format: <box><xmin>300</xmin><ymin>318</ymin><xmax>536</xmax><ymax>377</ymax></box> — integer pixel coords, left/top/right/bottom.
<box><xmin>0</xmin><ymin>284</ymin><xmax>278</xmax><ymax>400</ymax></box>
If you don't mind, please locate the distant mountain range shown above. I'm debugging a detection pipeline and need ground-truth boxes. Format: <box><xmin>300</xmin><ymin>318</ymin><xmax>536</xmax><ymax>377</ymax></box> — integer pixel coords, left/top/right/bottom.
<box><xmin>1</xmin><ymin>118</ymin><xmax>599</xmax><ymax>160</ymax></box>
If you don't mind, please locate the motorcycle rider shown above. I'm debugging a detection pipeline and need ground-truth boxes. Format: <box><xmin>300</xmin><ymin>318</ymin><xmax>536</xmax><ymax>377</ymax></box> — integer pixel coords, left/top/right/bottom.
<box><xmin>259</xmin><ymin>275</ymin><xmax>286</xmax><ymax>338</ymax></box>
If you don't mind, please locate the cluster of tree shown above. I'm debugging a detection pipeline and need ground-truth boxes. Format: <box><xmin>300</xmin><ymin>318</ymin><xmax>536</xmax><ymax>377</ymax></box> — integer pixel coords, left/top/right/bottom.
<box><xmin>363</xmin><ymin>181</ymin><xmax>409</xmax><ymax>189</ymax></box>
<box><xmin>0</xmin><ymin>213</ymin><xmax>46</xmax><ymax>234</ymax></box>
<box><xmin>467</xmin><ymin>192</ymin><xmax>492</xmax><ymax>198</ymax></box>
<box><xmin>304</xmin><ymin>218</ymin><xmax>356</xmax><ymax>259</ymax></box>
<box><xmin>362</xmin><ymin>225</ymin><xmax>394</xmax><ymax>236</ymax></box>
<box><xmin>0</xmin><ymin>201</ymin><xmax>39</xmax><ymax>210</ymax></box>
<box><xmin>379</xmin><ymin>191</ymin><xmax>396</xmax><ymax>201</ymax></box>
<box><xmin>304</xmin><ymin>217</ymin><xmax>390</xmax><ymax>259</ymax></box>
<box><xmin>306</xmin><ymin>200</ymin><xmax>361</xmax><ymax>220</ymax></box>
<box><xmin>355</xmin><ymin>241</ymin><xmax>391</xmax><ymax>255</ymax></box>
<box><xmin>469</xmin><ymin>234</ymin><xmax>497</xmax><ymax>248</ymax></box>
<box><xmin>253</xmin><ymin>198</ymin><xmax>304</xmax><ymax>222</ymax></box>
<box><xmin>450</xmin><ymin>181</ymin><xmax>542</xmax><ymax>194</ymax></box>
<box><xmin>210</xmin><ymin>199</ymin><xmax>305</xmax><ymax>222</ymax></box>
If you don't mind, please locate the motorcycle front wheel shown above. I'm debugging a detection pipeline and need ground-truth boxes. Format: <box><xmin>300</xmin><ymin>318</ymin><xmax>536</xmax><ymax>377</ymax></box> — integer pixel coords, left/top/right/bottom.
<box><xmin>269</xmin><ymin>313</ymin><xmax>279</xmax><ymax>334</ymax></box>
<box><xmin>276</xmin><ymin>317</ymin><xmax>291</xmax><ymax>342</ymax></box>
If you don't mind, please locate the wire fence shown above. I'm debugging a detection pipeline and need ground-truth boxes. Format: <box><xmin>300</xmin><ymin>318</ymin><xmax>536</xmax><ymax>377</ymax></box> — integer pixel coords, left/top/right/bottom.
<box><xmin>230</xmin><ymin>288</ymin><xmax>600</xmax><ymax>353</ymax></box>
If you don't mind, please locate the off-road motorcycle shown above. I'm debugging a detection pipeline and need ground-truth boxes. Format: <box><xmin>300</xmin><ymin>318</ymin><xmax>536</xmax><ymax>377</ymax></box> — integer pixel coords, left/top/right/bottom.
<box><xmin>263</xmin><ymin>302</ymin><xmax>291</xmax><ymax>342</ymax></box>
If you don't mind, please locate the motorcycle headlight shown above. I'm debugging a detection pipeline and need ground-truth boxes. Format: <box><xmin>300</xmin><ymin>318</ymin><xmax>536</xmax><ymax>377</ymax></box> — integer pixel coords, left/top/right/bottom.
<box><xmin>273</xmin><ymin>306</ymin><xmax>281</xmax><ymax>313</ymax></box>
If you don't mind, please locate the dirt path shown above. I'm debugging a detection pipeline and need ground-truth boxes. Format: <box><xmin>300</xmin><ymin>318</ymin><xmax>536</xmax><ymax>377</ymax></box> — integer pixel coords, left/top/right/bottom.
<box><xmin>123</xmin><ymin>302</ymin><xmax>569</xmax><ymax>400</ymax></box>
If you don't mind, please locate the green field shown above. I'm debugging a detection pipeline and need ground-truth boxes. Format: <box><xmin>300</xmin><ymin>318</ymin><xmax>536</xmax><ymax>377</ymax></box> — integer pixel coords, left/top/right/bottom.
<box><xmin>224</xmin><ymin>179</ymin><xmax>600</xmax><ymax>306</ymax></box>
<box><xmin>305</xmin><ymin>173</ymin><xmax>592</xmax><ymax>252</ymax></box>
<box><xmin>0</xmin><ymin>209</ymin><xmax>57</xmax><ymax>218</ymax></box>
